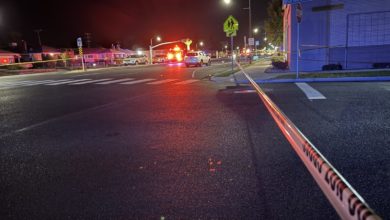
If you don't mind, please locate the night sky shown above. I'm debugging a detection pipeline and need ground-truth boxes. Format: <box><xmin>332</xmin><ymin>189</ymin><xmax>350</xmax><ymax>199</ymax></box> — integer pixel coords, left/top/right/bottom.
<box><xmin>1</xmin><ymin>0</ymin><xmax>271</xmax><ymax>50</ymax></box>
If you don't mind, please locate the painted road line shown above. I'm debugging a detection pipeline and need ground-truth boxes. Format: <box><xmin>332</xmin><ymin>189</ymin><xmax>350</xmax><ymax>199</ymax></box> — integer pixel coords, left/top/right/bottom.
<box><xmin>192</xmin><ymin>69</ymin><xmax>201</xmax><ymax>78</ymax></box>
<box><xmin>39</xmin><ymin>79</ymin><xmax>75</xmax><ymax>85</ymax></box>
<box><xmin>25</xmin><ymin>80</ymin><xmax>58</xmax><ymax>85</ymax></box>
<box><xmin>0</xmin><ymin>81</ymin><xmax>33</xmax><ymax>86</ymax></box>
<box><xmin>17</xmin><ymin>80</ymin><xmax>57</xmax><ymax>86</ymax></box>
<box><xmin>96</xmin><ymin>78</ymin><xmax>135</xmax><ymax>85</ymax></box>
<box><xmin>0</xmin><ymin>81</ymin><xmax>47</xmax><ymax>88</ymax></box>
<box><xmin>70</xmin><ymin>78</ymin><xmax>113</xmax><ymax>85</ymax></box>
<box><xmin>174</xmin><ymin>79</ymin><xmax>199</xmax><ymax>85</ymax></box>
<box><xmin>120</xmin><ymin>79</ymin><xmax>155</xmax><ymax>85</ymax></box>
<box><xmin>46</xmin><ymin>79</ymin><xmax>91</xmax><ymax>86</ymax></box>
<box><xmin>147</xmin><ymin>79</ymin><xmax>178</xmax><ymax>85</ymax></box>
<box><xmin>234</xmin><ymin>90</ymin><xmax>257</xmax><ymax>94</ymax></box>
<box><xmin>295</xmin><ymin>83</ymin><xmax>326</xmax><ymax>100</ymax></box>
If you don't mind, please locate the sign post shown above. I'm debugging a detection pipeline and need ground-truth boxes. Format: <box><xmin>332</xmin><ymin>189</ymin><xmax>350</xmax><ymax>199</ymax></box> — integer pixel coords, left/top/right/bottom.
<box><xmin>224</xmin><ymin>15</ymin><xmax>239</xmax><ymax>85</ymax></box>
<box><xmin>77</xmin><ymin>37</ymin><xmax>86</xmax><ymax>72</ymax></box>
<box><xmin>296</xmin><ymin>3</ymin><xmax>303</xmax><ymax>79</ymax></box>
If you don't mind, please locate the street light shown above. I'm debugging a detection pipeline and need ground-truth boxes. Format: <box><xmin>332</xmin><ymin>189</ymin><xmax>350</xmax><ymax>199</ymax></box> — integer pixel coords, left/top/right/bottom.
<box><xmin>149</xmin><ymin>36</ymin><xmax>162</xmax><ymax>64</ymax></box>
<box><xmin>196</xmin><ymin>41</ymin><xmax>204</xmax><ymax>50</ymax></box>
<box><xmin>223</xmin><ymin>0</ymin><xmax>231</xmax><ymax>5</ymax></box>
<box><xmin>253</xmin><ymin>28</ymin><xmax>259</xmax><ymax>55</ymax></box>
<box><xmin>264</xmin><ymin>37</ymin><xmax>268</xmax><ymax>42</ymax></box>
<box><xmin>150</xmin><ymin>36</ymin><xmax>161</xmax><ymax>46</ymax></box>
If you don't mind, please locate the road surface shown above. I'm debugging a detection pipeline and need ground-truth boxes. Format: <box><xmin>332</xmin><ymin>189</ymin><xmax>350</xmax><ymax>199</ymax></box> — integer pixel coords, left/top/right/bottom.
<box><xmin>0</xmin><ymin>64</ymin><xmax>389</xmax><ymax>219</ymax></box>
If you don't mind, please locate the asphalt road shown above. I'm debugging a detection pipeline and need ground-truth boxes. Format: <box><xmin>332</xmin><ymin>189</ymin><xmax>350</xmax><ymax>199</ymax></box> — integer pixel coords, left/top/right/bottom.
<box><xmin>0</xmin><ymin>64</ymin><xmax>389</xmax><ymax>219</ymax></box>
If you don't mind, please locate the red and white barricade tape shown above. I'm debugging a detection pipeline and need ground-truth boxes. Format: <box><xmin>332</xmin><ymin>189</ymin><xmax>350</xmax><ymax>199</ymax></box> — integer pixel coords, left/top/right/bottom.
<box><xmin>236</xmin><ymin>62</ymin><xmax>382</xmax><ymax>220</ymax></box>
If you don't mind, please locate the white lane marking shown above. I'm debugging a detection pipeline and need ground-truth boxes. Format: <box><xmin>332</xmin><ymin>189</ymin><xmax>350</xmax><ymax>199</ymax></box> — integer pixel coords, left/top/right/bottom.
<box><xmin>0</xmin><ymin>81</ymin><xmax>32</xmax><ymax>86</ymax></box>
<box><xmin>23</xmin><ymin>80</ymin><xmax>58</xmax><ymax>85</ymax></box>
<box><xmin>0</xmin><ymin>80</ymin><xmax>51</xmax><ymax>88</ymax></box>
<box><xmin>147</xmin><ymin>79</ymin><xmax>178</xmax><ymax>85</ymax></box>
<box><xmin>234</xmin><ymin>90</ymin><xmax>257</xmax><ymax>94</ymax></box>
<box><xmin>380</xmin><ymin>83</ymin><xmax>390</xmax><ymax>91</ymax></box>
<box><xmin>15</xmin><ymin>80</ymin><xmax>57</xmax><ymax>86</ymax></box>
<box><xmin>46</xmin><ymin>79</ymin><xmax>91</xmax><ymax>85</ymax></box>
<box><xmin>192</xmin><ymin>69</ymin><xmax>200</xmax><ymax>78</ymax></box>
<box><xmin>69</xmin><ymin>78</ymin><xmax>113</xmax><ymax>85</ymax></box>
<box><xmin>96</xmin><ymin>78</ymin><xmax>134</xmax><ymax>85</ymax></box>
<box><xmin>120</xmin><ymin>79</ymin><xmax>155</xmax><ymax>85</ymax></box>
<box><xmin>295</xmin><ymin>83</ymin><xmax>326</xmax><ymax>100</ymax></box>
<box><xmin>174</xmin><ymin>79</ymin><xmax>199</xmax><ymax>85</ymax></box>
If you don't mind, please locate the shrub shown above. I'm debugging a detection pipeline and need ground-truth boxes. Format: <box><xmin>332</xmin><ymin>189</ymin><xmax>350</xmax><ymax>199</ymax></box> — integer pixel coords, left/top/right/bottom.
<box><xmin>6</xmin><ymin>65</ymin><xmax>23</xmax><ymax>70</ymax></box>
<box><xmin>271</xmin><ymin>56</ymin><xmax>285</xmax><ymax>63</ymax></box>
<box><xmin>372</xmin><ymin>63</ymin><xmax>390</xmax><ymax>69</ymax></box>
<box><xmin>322</xmin><ymin>64</ymin><xmax>342</xmax><ymax>71</ymax></box>
<box><xmin>272</xmin><ymin>61</ymin><xmax>289</xmax><ymax>70</ymax></box>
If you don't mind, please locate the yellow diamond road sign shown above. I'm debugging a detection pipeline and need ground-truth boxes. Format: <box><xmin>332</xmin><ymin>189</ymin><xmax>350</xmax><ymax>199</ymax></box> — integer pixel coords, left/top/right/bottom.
<box><xmin>224</xmin><ymin>15</ymin><xmax>239</xmax><ymax>37</ymax></box>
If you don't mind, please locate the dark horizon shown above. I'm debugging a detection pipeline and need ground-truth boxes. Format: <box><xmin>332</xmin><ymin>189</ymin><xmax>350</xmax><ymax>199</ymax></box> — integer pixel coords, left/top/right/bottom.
<box><xmin>0</xmin><ymin>0</ymin><xmax>271</xmax><ymax>50</ymax></box>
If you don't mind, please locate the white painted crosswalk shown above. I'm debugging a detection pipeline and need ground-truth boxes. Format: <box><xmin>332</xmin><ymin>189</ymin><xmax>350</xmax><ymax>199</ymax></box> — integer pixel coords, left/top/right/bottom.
<box><xmin>295</xmin><ymin>83</ymin><xmax>326</xmax><ymax>100</ymax></box>
<box><xmin>96</xmin><ymin>78</ymin><xmax>134</xmax><ymax>84</ymax></box>
<box><xmin>70</xmin><ymin>78</ymin><xmax>113</xmax><ymax>85</ymax></box>
<box><xmin>46</xmin><ymin>79</ymin><xmax>92</xmax><ymax>86</ymax></box>
<box><xmin>147</xmin><ymin>79</ymin><xmax>178</xmax><ymax>85</ymax></box>
<box><xmin>120</xmin><ymin>79</ymin><xmax>156</xmax><ymax>85</ymax></box>
<box><xmin>174</xmin><ymin>79</ymin><xmax>199</xmax><ymax>85</ymax></box>
<box><xmin>0</xmin><ymin>77</ymin><xmax>201</xmax><ymax>89</ymax></box>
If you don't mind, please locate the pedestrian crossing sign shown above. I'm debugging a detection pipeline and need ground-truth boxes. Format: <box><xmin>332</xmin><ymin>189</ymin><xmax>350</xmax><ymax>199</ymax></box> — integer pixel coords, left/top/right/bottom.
<box><xmin>224</xmin><ymin>15</ymin><xmax>239</xmax><ymax>37</ymax></box>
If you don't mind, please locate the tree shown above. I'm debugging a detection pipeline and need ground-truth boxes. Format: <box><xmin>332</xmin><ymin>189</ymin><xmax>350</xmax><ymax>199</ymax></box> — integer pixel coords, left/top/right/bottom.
<box><xmin>264</xmin><ymin>0</ymin><xmax>283</xmax><ymax>46</ymax></box>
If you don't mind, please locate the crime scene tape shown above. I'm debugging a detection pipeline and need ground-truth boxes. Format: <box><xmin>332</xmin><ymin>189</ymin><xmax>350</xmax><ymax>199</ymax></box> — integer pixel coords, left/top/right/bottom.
<box><xmin>0</xmin><ymin>57</ymin><xmax>79</xmax><ymax>67</ymax></box>
<box><xmin>235</xmin><ymin>61</ymin><xmax>382</xmax><ymax>220</ymax></box>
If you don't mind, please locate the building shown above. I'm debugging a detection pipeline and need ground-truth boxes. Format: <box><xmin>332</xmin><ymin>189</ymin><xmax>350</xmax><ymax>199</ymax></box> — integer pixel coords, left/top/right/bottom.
<box><xmin>283</xmin><ymin>0</ymin><xmax>390</xmax><ymax>71</ymax></box>
<box><xmin>0</xmin><ymin>49</ymin><xmax>21</xmax><ymax>64</ymax></box>
<box><xmin>81</xmin><ymin>48</ymin><xmax>132</xmax><ymax>66</ymax></box>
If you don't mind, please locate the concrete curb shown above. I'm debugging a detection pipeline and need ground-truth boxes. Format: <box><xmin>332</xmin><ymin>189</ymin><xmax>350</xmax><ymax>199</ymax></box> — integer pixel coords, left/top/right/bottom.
<box><xmin>237</xmin><ymin>76</ymin><xmax>390</xmax><ymax>84</ymax></box>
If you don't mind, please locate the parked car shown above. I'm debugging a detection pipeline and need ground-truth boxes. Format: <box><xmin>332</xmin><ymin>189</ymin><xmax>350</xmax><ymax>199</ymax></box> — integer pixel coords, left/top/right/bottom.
<box><xmin>153</xmin><ymin>55</ymin><xmax>166</xmax><ymax>64</ymax></box>
<box><xmin>123</xmin><ymin>55</ymin><xmax>148</xmax><ymax>65</ymax></box>
<box><xmin>184</xmin><ymin>51</ymin><xmax>211</xmax><ymax>67</ymax></box>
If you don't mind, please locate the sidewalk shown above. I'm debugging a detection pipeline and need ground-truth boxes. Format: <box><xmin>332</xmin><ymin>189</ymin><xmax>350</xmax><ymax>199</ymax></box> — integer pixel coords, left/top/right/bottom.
<box><xmin>211</xmin><ymin>59</ymin><xmax>390</xmax><ymax>84</ymax></box>
<box><xmin>211</xmin><ymin>59</ymin><xmax>282</xmax><ymax>84</ymax></box>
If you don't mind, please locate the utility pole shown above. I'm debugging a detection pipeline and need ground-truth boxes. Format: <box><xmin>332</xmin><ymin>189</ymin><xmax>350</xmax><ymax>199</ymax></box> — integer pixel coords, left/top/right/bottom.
<box><xmin>84</xmin><ymin>33</ymin><xmax>92</xmax><ymax>48</ymax></box>
<box><xmin>248</xmin><ymin>0</ymin><xmax>252</xmax><ymax>39</ymax></box>
<box><xmin>34</xmin><ymin>29</ymin><xmax>43</xmax><ymax>50</ymax></box>
<box><xmin>244</xmin><ymin>0</ymin><xmax>252</xmax><ymax>49</ymax></box>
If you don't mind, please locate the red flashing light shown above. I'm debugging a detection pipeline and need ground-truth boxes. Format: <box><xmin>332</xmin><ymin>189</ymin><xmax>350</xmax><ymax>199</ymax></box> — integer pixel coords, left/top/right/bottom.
<box><xmin>173</xmin><ymin>45</ymin><xmax>181</xmax><ymax>52</ymax></box>
<box><xmin>176</xmin><ymin>53</ymin><xmax>183</xmax><ymax>62</ymax></box>
<box><xmin>167</xmin><ymin>53</ymin><xmax>174</xmax><ymax>60</ymax></box>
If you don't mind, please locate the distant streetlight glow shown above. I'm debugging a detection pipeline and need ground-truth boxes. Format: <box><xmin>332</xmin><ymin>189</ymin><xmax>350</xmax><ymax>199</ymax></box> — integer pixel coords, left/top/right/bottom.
<box><xmin>156</xmin><ymin>36</ymin><xmax>161</xmax><ymax>42</ymax></box>
<box><xmin>264</xmin><ymin>37</ymin><xmax>268</xmax><ymax>42</ymax></box>
<box><xmin>199</xmin><ymin>41</ymin><xmax>204</xmax><ymax>46</ymax></box>
<box><xmin>137</xmin><ymin>50</ymin><xmax>143</xmax><ymax>55</ymax></box>
<box><xmin>223</xmin><ymin>0</ymin><xmax>231</xmax><ymax>5</ymax></box>
<box><xmin>253</xmin><ymin>28</ymin><xmax>258</xmax><ymax>34</ymax></box>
